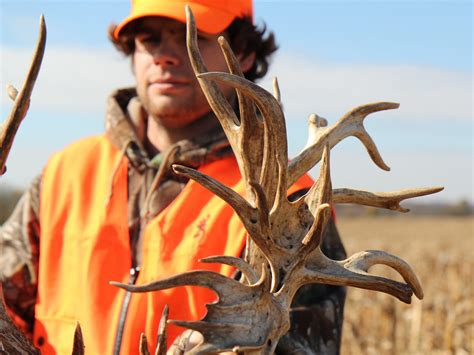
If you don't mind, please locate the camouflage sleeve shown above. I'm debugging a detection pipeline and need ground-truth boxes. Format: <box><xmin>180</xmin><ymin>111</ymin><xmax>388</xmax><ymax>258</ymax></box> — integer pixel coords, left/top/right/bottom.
<box><xmin>0</xmin><ymin>175</ymin><xmax>41</xmax><ymax>338</ymax></box>
<box><xmin>276</xmin><ymin>189</ymin><xmax>347</xmax><ymax>355</ymax></box>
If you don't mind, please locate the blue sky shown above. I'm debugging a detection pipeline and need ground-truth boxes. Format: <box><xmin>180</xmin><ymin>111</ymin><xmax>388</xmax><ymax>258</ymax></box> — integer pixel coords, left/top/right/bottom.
<box><xmin>1</xmin><ymin>0</ymin><xmax>472</xmax><ymax>203</ymax></box>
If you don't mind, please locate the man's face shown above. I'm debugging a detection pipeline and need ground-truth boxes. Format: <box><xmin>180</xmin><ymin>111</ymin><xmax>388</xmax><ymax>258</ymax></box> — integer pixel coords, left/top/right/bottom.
<box><xmin>132</xmin><ymin>17</ymin><xmax>233</xmax><ymax>128</ymax></box>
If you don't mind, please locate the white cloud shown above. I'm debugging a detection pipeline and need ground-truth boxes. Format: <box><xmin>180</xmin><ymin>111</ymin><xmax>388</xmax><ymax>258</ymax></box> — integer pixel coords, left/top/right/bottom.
<box><xmin>2</xmin><ymin>46</ymin><xmax>471</xmax><ymax>122</ymax></box>
<box><xmin>1</xmin><ymin>45</ymin><xmax>135</xmax><ymax>114</ymax></box>
<box><xmin>260</xmin><ymin>52</ymin><xmax>472</xmax><ymax>122</ymax></box>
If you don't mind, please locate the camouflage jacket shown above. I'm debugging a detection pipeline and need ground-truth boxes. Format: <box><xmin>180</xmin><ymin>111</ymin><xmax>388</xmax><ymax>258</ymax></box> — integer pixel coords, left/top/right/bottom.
<box><xmin>0</xmin><ymin>88</ymin><xmax>347</xmax><ymax>354</ymax></box>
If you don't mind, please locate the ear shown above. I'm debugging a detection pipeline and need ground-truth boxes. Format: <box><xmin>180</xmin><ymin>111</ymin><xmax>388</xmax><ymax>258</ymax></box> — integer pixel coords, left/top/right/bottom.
<box><xmin>237</xmin><ymin>52</ymin><xmax>256</xmax><ymax>74</ymax></box>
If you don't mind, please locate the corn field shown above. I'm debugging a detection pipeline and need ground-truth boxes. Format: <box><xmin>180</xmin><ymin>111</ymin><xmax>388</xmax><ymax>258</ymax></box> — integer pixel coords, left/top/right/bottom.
<box><xmin>338</xmin><ymin>216</ymin><xmax>473</xmax><ymax>355</ymax></box>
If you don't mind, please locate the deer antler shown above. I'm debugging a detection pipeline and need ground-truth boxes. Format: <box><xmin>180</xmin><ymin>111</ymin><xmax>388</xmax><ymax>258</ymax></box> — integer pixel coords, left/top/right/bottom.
<box><xmin>0</xmin><ymin>15</ymin><xmax>46</xmax><ymax>176</ymax></box>
<box><xmin>0</xmin><ymin>15</ymin><xmax>46</xmax><ymax>355</ymax></box>
<box><xmin>113</xmin><ymin>6</ymin><xmax>442</xmax><ymax>353</ymax></box>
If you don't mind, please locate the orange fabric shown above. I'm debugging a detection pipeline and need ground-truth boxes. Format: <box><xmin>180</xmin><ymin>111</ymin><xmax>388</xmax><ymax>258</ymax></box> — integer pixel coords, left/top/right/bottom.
<box><xmin>114</xmin><ymin>0</ymin><xmax>254</xmax><ymax>38</ymax></box>
<box><xmin>35</xmin><ymin>135</ymin><xmax>312</xmax><ymax>354</ymax></box>
<box><xmin>36</xmin><ymin>136</ymin><xmax>131</xmax><ymax>354</ymax></box>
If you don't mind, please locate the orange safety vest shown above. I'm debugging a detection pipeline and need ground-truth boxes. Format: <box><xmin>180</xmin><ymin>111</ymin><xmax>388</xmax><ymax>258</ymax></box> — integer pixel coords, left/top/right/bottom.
<box><xmin>34</xmin><ymin>135</ymin><xmax>312</xmax><ymax>354</ymax></box>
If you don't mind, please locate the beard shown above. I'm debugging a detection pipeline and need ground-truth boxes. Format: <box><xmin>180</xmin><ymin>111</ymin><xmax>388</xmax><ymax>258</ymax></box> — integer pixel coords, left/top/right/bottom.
<box><xmin>138</xmin><ymin>85</ymin><xmax>214</xmax><ymax>129</ymax></box>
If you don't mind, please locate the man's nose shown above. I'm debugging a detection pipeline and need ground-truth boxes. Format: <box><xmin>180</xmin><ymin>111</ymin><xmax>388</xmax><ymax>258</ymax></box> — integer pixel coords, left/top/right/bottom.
<box><xmin>148</xmin><ymin>32</ymin><xmax>181</xmax><ymax>67</ymax></box>
<box><xmin>151</xmin><ymin>43</ymin><xmax>180</xmax><ymax>67</ymax></box>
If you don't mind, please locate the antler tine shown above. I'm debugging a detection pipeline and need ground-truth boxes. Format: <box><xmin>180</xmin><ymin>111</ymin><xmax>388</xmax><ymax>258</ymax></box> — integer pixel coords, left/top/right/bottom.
<box><xmin>217</xmin><ymin>36</ymin><xmax>265</xmax><ymax>193</ymax></box>
<box><xmin>333</xmin><ymin>186</ymin><xmax>444</xmax><ymax>212</ymax></box>
<box><xmin>72</xmin><ymin>322</ymin><xmax>85</xmax><ymax>355</ymax></box>
<box><xmin>299</xmin><ymin>145</ymin><xmax>332</xmax><ymax>253</ymax></box>
<box><xmin>111</xmin><ymin>270</ymin><xmax>264</xmax><ymax>306</ymax></box>
<box><xmin>343</xmin><ymin>250</ymin><xmax>424</xmax><ymax>299</ymax></box>
<box><xmin>302</xmin><ymin>144</ymin><xmax>332</xmax><ymax>215</ymax></box>
<box><xmin>300</xmin><ymin>203</ymin><xmax>331</xmax><ymax>247</ymax></box>
<box><xmin>289</xmin><ymin>247</ymin><xmax>423</xmax><ymax>305</ymax></box>
<box><xmin>171</xmin><ymin>164</ymin><xmax>271</xmax><ymax>246</ymax></box>
<box><xmin>269</xmin><ymin>156</ymin><xmax>289</xmax><ymax>214</ymax></box>
<box><xmin>353</xmin><ymin>126</ymin><xmax>388</xmax><ymax>169</ymax></box>
<box><xmin>172</xmin><ymin>164</ymin><xmax>278</xmax><ymax>258</ymax></box>
<box><xmin>292</xmin><ymin>251</ymin><xmax>415</xmax><ymax>304</ymax></box>
<box><xmin>217</xmin><ymin>36</ymin><xmax>260</xmax><ymax>128</ymax></box>
<box><xmin>143</xmin><ymin>144</ymin><xmax>180</xmax><ymax>220</ymax></box>
<box><xmin>185</xmin><ymin>6</ymin><xmax>239</xmax><ymax>130</ymax></box>
<box><xmin>139</xmin><ymin>333</ymin><xmax>150</xmax><ymax>355</ymax></box>
<box><xmin>200</xmin><ymin>256</ymin><xmax>259</xmax><ymax>284</ymax></box>
<box><xmin>303</xmin><ymin>113</ymin><xmax>328</xmax><ymax>150</ymax></box>
<box><xmin>288</xmin><ymin>102</ymin><xmax>399</xmax><ymax>187</ymax></box>
<box><xmin>154</xmin><ymin>305</ymin><xmax>169</xmax><ymax>355</ymax></box>
<box><xmin>272</xmin><ymin>77</ymin><xmax>281</xmax><ymax>104</ymax></box>
<box><xmin>266</xmin><ymin>76</ymin><xmax>283</xmax><ymax>201</ymax></box>
<box><xmin>1</xmin><ymin>15</ymin><xmax>46</xmax><ymax>175</ymax></box>
<box><xmin>6</xmin><ymin>85</ymin><xmax>19</xmax><ymax>100</ymax></box>
<box><xmin>196</xmin><ymin>72</ymin><xmax>288</xmax><ymax>163</ymax></box>
<box><xmin>248</xmin><ymin>180</ymin><xmax>270</xmax><ymax>231</ymax></box>
<box><xmin>197</xmin><ymin>72</ymin><xmax>289</xmax><ymax>207</ymax></box>
<box><xmin>172</xmin><ymin>164</ymin><xmax>253</xmax><ymax>214</ymax></box>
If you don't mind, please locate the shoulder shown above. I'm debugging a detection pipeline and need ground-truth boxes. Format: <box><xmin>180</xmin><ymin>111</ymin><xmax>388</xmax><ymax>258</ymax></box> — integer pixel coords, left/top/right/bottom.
<box><xmin>47</xmin><ymin>135</ymin><xmax>119</xmax><ymax>166</ymax></box>
<box><xmin>44</xmin><ymin>135</ymin><xmax>121</xmax><ymax>180</ymax></box>
<box><xmin>53</xmin><ymin>135</ymin><xmax>115</xmax><ymax>157</ymax></box>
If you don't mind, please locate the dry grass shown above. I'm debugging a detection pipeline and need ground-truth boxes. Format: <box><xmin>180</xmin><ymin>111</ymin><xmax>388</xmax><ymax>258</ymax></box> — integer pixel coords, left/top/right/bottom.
<box><xmin>337</xmin><ymin>216</ymin><xmax>473</xmax><ymax>355</ymax></box>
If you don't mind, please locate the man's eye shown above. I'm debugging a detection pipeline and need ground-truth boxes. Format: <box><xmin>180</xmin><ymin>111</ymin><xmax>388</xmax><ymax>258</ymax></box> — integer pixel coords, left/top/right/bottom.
<box><xmin>140</xmin><ymin>36</ymin><xmax>156</xmax><ymax>44</ymax></box>
<box><xmin>134</xmin><ymin>34</ymin><xmax>160</xmax><ymax>52</ymax></box>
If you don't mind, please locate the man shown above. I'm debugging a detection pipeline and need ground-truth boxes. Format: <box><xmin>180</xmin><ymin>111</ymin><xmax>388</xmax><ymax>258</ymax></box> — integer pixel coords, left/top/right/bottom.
<box><xmin>0</xmin><ymin>0</ymin><xmax>346</xmax><ymax>353</ymax></box>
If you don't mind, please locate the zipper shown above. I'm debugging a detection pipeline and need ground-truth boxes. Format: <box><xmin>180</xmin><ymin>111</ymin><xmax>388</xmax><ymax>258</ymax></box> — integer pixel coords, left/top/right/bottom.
<box><xmin>113</xmin><ymin>266</ymin><xmax>141</xmax><ymax>355</ymax></box>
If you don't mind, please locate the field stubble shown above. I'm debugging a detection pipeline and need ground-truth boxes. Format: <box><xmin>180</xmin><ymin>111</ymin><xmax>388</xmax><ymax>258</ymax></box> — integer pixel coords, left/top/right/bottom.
<box><xmin>337</xmin><ymin>216</ymin><xmax>473</xmax><ymax>355</ymax></box>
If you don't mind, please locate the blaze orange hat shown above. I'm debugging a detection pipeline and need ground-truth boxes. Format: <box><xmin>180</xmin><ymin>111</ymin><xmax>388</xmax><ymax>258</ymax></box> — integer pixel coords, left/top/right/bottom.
<box><xmin>114</xmin><ymin>0</ymin><xmax>253</xmax><ymax>39</ymax></box>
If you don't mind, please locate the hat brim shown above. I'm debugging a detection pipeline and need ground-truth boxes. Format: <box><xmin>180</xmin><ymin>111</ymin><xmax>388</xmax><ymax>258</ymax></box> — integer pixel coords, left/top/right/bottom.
<box><xmin>114</xmin><ymin>2</ymin><xmax>236</xmax><ymax>39</ymax></box>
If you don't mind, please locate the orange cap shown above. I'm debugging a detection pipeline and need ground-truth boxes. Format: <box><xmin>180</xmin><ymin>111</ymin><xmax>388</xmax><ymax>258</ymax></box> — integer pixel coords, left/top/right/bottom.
<box><xmin>114</xmin><ymin>0</ymin><xmax>253</xmax><ymax>39</ymax></box>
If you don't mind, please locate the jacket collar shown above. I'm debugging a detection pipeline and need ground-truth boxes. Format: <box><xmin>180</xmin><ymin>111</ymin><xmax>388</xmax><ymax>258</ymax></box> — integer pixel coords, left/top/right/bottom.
<box><xmin>104</xmin><ymin>88</ymin><xmax>233</xmax><ymax>172</ymax></box>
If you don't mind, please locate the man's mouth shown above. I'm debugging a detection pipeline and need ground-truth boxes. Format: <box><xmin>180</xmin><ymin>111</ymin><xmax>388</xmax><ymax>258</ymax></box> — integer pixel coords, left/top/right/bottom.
<box><xmin>148</xmin><ymin>78</ymin><xmax>190</xmax><ymax>93</ymax></box>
